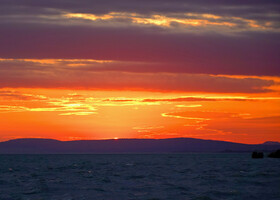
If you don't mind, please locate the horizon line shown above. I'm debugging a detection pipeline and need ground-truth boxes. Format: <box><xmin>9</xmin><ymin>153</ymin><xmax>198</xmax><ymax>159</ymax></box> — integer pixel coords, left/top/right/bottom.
<box><xmin>2</xmin><ymin>137</ymin><xmax>279</xmax><ymax>145</ymax></box>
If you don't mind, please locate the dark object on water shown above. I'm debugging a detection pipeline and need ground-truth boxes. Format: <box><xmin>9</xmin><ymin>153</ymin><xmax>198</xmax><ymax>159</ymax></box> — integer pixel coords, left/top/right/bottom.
<box><xmin>268</xmin><ymin>150</ymin><xmax>280</xmax><ymax>158</ymax></box>
<box><xmin>252</xmin><ymin>151</ymin><xmax>264</xmax><ymax>158</ymax></box>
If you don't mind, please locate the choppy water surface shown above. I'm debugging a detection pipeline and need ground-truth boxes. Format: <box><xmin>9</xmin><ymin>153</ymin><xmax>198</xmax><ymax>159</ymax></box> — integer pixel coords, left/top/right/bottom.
<box><xmin>0</xmin><ymin>154</ymin><xmax>279</xmax><ymax>200</ymax></box>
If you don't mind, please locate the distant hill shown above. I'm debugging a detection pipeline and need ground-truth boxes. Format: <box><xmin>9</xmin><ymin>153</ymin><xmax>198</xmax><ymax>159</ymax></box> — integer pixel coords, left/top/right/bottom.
<box><xmin>0</xmin><ymin>138</ymin><xmax>279</xmax><ymax>154</ymax></box>
<box><xmin>262</xmin><ymin>141</ymin><xmax>280</xmax><ymax>145</ymax></box>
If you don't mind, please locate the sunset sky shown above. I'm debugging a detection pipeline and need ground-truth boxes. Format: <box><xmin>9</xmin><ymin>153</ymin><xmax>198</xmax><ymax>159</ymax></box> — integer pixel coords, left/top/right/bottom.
<box><xmin>0</xmin><ymin>0</ymin><xmax>279</xmax><ymax>144</ymax></box>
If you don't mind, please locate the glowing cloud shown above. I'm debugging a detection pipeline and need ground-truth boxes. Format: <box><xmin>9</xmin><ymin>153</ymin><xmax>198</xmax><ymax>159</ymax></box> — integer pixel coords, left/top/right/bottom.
<box><xmin>63</xmin><ymin>12</ymin><xmax>275</xmax><ymax>32</ymax></box>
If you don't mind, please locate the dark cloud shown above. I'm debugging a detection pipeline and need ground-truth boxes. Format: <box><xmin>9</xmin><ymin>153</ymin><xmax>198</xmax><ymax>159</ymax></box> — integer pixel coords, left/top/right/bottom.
<box><xmin>0</xmin><ymin>0</ymin><xmax>279</xmax><ymax>76</ymax></box>
<box><xmin>0</xmin><ymin>23</ymin><xmax>279</xmax><ymax>75</ymax></box>
<box><xmin>141</xmin><ymin>97</ymin><xmax>250</xmax><ymax>102</ymax></box>
<box><xmin>0</xmin><ymin>90</ymin><xmax>35</xmax><ymax>100</ymax></box>
<box><xmin>0</xmin><ymin>61</ymin><xmax>275</xmax><ymax>93</ymax></box>
<box><xmin>1</xmin><ymin>0</ymin><xmax>279</xmax><ymax>16</ymax></box>
<box><xmin>103</xmin><ymin>99</ymin><xmax>134</xmax><ymax>102</ymax></box>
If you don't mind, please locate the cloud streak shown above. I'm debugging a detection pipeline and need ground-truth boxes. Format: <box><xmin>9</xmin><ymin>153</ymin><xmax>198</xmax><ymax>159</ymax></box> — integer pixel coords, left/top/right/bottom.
<box><xmin>63</xmin><ymin>11</ymin><xmax>274</xmax><ymax>32</ymax></box>
<box><xmin>0</xmin><ymin>62</ymin><xmax>275</xmax><ymax>93</ymax></box>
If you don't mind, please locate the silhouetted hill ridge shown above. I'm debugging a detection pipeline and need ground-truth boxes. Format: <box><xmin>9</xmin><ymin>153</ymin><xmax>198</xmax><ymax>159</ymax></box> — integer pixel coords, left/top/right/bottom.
<box><xmin>0</xmin><ymin>138</ymin><xmax>279</xmax><ymax>154</ymax></box>
<box><xmin>262</xmin><ymin>141</ymin><xmax>280</xmax><ymax>145</ymax></box>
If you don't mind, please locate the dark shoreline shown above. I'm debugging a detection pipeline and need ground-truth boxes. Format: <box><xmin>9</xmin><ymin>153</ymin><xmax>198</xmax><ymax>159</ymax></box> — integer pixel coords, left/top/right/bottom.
<box><xmin>1</xmin><ymin>138</ymin><xmax>279</xmax><ymax>154</ymax></box>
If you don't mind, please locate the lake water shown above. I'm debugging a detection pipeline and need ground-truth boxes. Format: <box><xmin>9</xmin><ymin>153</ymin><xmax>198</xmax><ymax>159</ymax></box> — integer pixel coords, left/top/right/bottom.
<box><xmin>0</xmin><ymin>154</ymin><xmax>279</xmax><ymax>200</ymax></box>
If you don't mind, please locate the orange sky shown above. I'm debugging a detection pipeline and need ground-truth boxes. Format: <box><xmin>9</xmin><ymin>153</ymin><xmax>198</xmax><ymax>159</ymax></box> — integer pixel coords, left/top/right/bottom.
<box><xmin>0</xmin><ymin>84</ymin><xmax>279</xmax><ymax>144</ymax></box>
<box><xmin>0</xmin><ymin>1</ymin><xmax>279</xmax><ymax>144</ymax></box>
